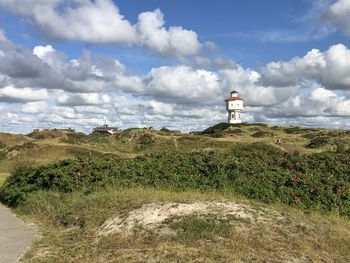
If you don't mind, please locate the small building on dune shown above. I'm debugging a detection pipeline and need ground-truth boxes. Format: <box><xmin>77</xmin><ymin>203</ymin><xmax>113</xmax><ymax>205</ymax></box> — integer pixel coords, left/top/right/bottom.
<box><xmin>92</xmin><ymin>124</ymin><xmax>120</xmax><ymax>135</ymax></box>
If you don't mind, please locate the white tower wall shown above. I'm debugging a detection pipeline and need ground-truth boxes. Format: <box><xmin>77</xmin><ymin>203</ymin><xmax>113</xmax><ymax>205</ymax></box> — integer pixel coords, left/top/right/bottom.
<box><xmin>225</xmin><ymin>91</ymin><xmax>244</xmax><ymax>124</ymax></box>
<box><xmin>227</xmin><ymin>100</ymin><xmax>243</xmax><ymax>110</ymax></box>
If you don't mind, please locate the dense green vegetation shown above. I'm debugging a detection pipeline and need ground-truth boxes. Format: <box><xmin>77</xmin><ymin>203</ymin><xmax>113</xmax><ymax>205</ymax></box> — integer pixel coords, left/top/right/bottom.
<box><xmin>250</xmin><ymin>130</ymin><xmax>274</xmax><ymax>138</ymax></box>
<box><xmin>306</xmin><ymin>136</ymin><xmax>330</xmax><ymax>148</ymax></box>
<box><xmin>201</xmin><ymin>122</ymin><xmax>268</xmax><ymax>135</ymax></box>
<box><xmin>60</xmin><ymin>132</ymin><xmax>109</xmax><ymax>145</ymax></box>
<box><xmin>1</xmin><ymin>143</ymin><xmax>349</xmax><ymax>216</ymax></box>
<box><xmin>1</xmin><ymin>125</ymin><xmax>350</xmax><ymax>262</ymax></box>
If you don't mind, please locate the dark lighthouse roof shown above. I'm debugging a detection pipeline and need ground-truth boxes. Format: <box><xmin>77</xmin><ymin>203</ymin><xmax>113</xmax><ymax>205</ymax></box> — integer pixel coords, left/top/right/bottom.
<box><xmin>225</xmin><ymin>96</ymin><xmax>244</xmax><ymax>101</ymax></box>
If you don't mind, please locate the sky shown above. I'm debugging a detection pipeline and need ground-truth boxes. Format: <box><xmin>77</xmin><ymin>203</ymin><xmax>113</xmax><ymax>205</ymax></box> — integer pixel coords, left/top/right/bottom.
<box><xmin>1</xmin><ymin>0</ymin><xmax>350</xmax><ymax>133</ymax></box>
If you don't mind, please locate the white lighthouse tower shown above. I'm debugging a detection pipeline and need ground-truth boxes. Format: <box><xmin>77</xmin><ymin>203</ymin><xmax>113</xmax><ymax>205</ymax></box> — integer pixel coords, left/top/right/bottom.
<box><xmin>225</xmin><ymin>90</ymin><xmax>244</xmax><ymax>124</ymax></box>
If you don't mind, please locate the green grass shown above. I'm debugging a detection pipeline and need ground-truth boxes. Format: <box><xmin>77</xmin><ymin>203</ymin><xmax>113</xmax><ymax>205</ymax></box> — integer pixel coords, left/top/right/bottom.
<box><xmin>2</xmin><ymin>143</ymin><xmax>349</xmax><ymax>216</ymax></box>
<box><xmin>170</xmin><ymin>214</ymin><xmax>234</xmax><ymax>241</ymax></box>
<box><xmin>0</xmin><ymin>173</ymin><xmax>9</xmax><ymax>186</ymax></box>
<box><xmin>1</xmin><ymin>123</ymin><xmax>349</xmax><ymax>176</ymax></box>
<box><xmin>17</xmin><ymin>188</ymin><xmax>350</xmax><ymax>262</ymax></box>
<box><xmin>1</xmin><ymin>124</ymin><xmax>350</xmax><ymax>262</ymax></box>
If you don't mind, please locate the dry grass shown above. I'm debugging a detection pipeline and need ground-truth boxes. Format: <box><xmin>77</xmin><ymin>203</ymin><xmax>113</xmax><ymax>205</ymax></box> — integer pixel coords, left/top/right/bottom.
<box><xmin>0</xmin><ymin>172</ymin><xmax>9</xmax><ymax>186</ymax></box>
<box><xmin>1</xmin><ymin>125</ymin><xmax>350</xmax><ymax>261</ymax></box>
<box><xmin>0</xmin><ymin>133</ymin><xmax>31</xmax><ymax>147</ymax></box>
<box><xmin>0</xmin><ymin>124</ymin><xmax>346</xmax><ymax>175</ymax></box>
<box><xmin>18</xmin><ymin>188</ymin><xmax>350</xmax><ymax>263</ymax></box>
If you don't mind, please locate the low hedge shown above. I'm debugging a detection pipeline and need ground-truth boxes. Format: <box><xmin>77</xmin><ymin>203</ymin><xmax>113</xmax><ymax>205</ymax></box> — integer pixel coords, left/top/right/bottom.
<box><xmin>0</xmin><ymin>143</ymin><xmax>349</xmax><ymax>216</ymax></box>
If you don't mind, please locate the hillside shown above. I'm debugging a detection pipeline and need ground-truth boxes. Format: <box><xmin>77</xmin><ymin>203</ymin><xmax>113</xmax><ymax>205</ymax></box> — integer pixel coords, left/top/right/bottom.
<box><xmin>0</xmin><ymin>123</ymin><xmax>350</xmax><ymax>262</ymax></box>
<box><xmin>1</xmin><ymin>123</ymin><xmax>349</xmax><ymax>175</ymax></box>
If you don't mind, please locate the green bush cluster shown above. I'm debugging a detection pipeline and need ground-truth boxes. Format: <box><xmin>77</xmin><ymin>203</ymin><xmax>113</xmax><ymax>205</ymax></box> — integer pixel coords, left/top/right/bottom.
<box><xmin>284</xmin><ymin>127</ymin><xmax>311</xmax><ymax>134</ymax></box>
<box><xmin>61</xmin><ymin>133</ymin><xmax>108</xmax><ymax>145</ymax></box>
<box><xmin>0</xmin><ymin>141</ymin><xmax>7</xmax><ymax>148</ymax></box>
<box><xmin>306</xmin><ymin>136</ymin><xmax>330</xmax><ymax>148</ymax></box>
<box><xmin>1</xmin><ymin>143</ymin><xmax>349</xmax><ymax>216</ymax></box>
<box><xmin>0</xmin><ymin>142</ymin><xmax>39</xmax><ymax>159</ymax></box>
<box><xmin>137</xmin><ymin>133</ymin><xmax>155</xmax><ymax>145</ymax></box>
<box><xmin>201</xmin><ymin>123</ymin><xmax>232</xmax><ymax>135</ymax></box>
<box><xmin>250</xmin><ymin>130</ymin><xmax>274</xmax><ymax>138</ymax></box>
<box><xmin>28</xmin><ymin>130</ymin><xmax>66</xmax><ymax>139</ymax></box>
<box><xmin>201</xmin><ymin>123</ymin><xmax>268</xmax><ymax>135</ymax></box>
<box><xmin>160</xmin><ymin>127</ymin><xmax>171</xmax><ymax>133</ymax></box>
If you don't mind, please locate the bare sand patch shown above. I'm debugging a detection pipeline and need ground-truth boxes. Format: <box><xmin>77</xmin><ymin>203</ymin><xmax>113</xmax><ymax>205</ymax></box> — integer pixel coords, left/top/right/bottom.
<box><xmin>97</xmin><ymin>201</ymin><xmax>284</xmax><ymax>236</ymax></box>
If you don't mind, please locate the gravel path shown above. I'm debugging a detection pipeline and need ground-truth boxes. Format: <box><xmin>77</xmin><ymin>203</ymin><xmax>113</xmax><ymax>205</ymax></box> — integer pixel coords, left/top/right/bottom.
<box><xmin>0</xmin><ymin>204</ymin><xmax>39</xmax><ymax>263</ymax></box>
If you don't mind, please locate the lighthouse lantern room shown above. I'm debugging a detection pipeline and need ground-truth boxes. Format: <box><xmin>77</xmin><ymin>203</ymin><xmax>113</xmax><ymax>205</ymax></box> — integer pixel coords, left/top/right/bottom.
<box><xmin>225</xmin><ymin>91</ymin><xmax>244</xmax><ymax>124</ymax></box>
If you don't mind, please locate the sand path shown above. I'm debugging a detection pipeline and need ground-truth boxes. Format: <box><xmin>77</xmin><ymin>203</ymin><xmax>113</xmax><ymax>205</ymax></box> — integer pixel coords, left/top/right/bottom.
<box><xmin>0</xmin><ymin>204</ymin><xmax>39</xmax><ymax>263</ymax></box>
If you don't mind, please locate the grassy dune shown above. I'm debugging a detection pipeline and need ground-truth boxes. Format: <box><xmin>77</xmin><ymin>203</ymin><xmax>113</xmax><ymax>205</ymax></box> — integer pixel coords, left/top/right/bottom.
<box><xmin>1</xmin><ymin>123</ymin><xmax>349</xmax><ymax>174</ymax></box>
<box><xmin>0</xmin><ymin>124</ymin><xmax>350</xmax><ymax>262</ymax></box>
<box><xmin>18</xmin><ymin>188</ymin><xmax>350</xmax><ymax>262</ymax></box>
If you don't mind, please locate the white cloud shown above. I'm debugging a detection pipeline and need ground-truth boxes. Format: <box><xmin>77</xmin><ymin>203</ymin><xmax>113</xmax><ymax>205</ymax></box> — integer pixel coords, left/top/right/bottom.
<box><xmin>56</xmin><ymin>92</ymin><xmax>111</xmax><ymax>106</ymax></box>
<box><xmin>136</xmin><ymin>9</ymin><xmax>202</xmax><ymax>56</ymax></box>
<box><xmin>326</xmin><ymin>0</ymin><xmax>350</xmax><ymax>37</ymax></box>
<box><xmin>0</xmin><ymin>0</ymin><xmax>136</xmax><ymax>44</ymax></box>
<box><xmin>2</xmin><ymin>40</ymin><xmax>350</xmax><ymax>132</ymax></box>
<box><xmin>73</xmin><ymin>105</ymin><xmax>111</xmax><ymax>115</ymax></box>
<box><xmin>309</xmin><ymin>87</ymin><xmax>337</xmax><ymax>101</ymax></box>
<box><xmin>21</xmin><ymin>101</ymin><xmax>48</xmax><ymax>113</ymax></box>
<box><xmin>0</xmin><ymin>42</ymin><xmax>132</xmax><ymax>93</ymax></box>
<box><xmin>115</xmin><ymin>75</ymin><xmax>144</xmax><ymax>93</ymax></box>
<box><xmin>149</xmin><ymin>100</ymin><xmax>173</xmax><ymax>116</ymax></box>
<box><xmin>0</xmin><ymin>86</ymin><xmax>50</xmax><ymax>102</ymax></box>
<box><xmin>33</xmin><ymin>45</ymin><xmax>55</xmax><ymax>59</ymax></box>
<box><xmin>260</xmin><ymin>44</ymin><xmax>350</xmax><ymax>90</ymax></box>
<box><xmin>145</xmin><ymin>66</ymin><xmax>221</xmax><ymax>103</ymax></box>
<box><xmin>266</xmin><ymin>86</ymin><xmax>350</xmax><ymax>118</ymax></box>
<box><xmin>33</xmin><ymin>45</ymin><xmax>65</xmax><ymax>68</ymax></box>
<box><xmin>219</xmin><ymin>66</ymin><xmax>298</xmax><ymax>107</ymax></box>
<box><xmin>0</xmin><ymin>1</ymin><xmax>203</xmax><ymax>57</ymax></box>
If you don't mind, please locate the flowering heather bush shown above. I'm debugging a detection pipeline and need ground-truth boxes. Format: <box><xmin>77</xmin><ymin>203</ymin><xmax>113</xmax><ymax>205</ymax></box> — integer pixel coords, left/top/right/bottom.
<box><xmin>306</xmin><ymin>136</ymin><xmax>330</xmax><ymax>148</ymax></box>
<box><xmin>0</xmin><ymin>143</ymin><xmax>349</xmax><ymax>216</ymax></box>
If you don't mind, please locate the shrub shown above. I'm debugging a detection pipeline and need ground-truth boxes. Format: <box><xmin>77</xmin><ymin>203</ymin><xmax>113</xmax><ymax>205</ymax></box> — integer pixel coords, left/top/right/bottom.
<box><xmin>22</xmin><ymin>142</ymin><xmax>38</xmax><ymax>149</ymax></box>
<box><xmin>306</xmin><ymin>136</ymin><xmax>330</xmax><ymax>148</ymax></box>
<box><xmin>202</xmin><ymin>123</ymin><xmax>268</xmax><ymax>135</ymax></box>
<box><xmin>0</xmin><ymin>150</ymin><xmax>6</xmax><ymax>160</ymax></box>
<box><xmin>0</xmin><ymin>159</ymin><xmax>35</xmax><ymax>206</ymax></box>
<box><xmin>251</xmin><ymin>130</ymin><xmax>274</xmax><ymax>138</ymax></box>
<box><xmin>1</xmin><ymin>143</ymin><xmax>349</xmax><ymax>217</ymax></box>
<box><xmin>284</xmin><ymin>127</ymin><xmax>310</xmax><ymax>134</ymax></box>
<box><xmin>335</xmin><ymin>141</ymin><xmax>350</xmax><ymax>153</ymax></box>
<box><xmin>160</xmin><ymin>127</ymin><xmax>171</xmax><ymax>133</ymax></box>
<box><xmin>201</xmin><ymin>123</ymin><xmax>232</xmax><ymax>134</ymax></box>
<box><xmin>28</xmin><ymin>130</ymin><xmax>64</xmax><ymax>139</ymax></box>
<box><xmin>7</xmin><ymin>142</ymin><xmax>38</xmax><ymax>152</ymax></box>
<box><xmin>61</xmin><ymin>133</ymin><xmax>108</xmax><ymax>145</ymax></box>
<box><xmin>0</xmin><ymin>141</ymin><xmax>7</xmax><ymax>149</ymax></box>
<box><xmin>137</xmin><ymin>133</ymin><xmax>155</xmax><ymax>145</ymax></box>
<box><xmin>302</xmin><ymin>133</ymin><xmax>318</xmax><ymax>139</ymax></box>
